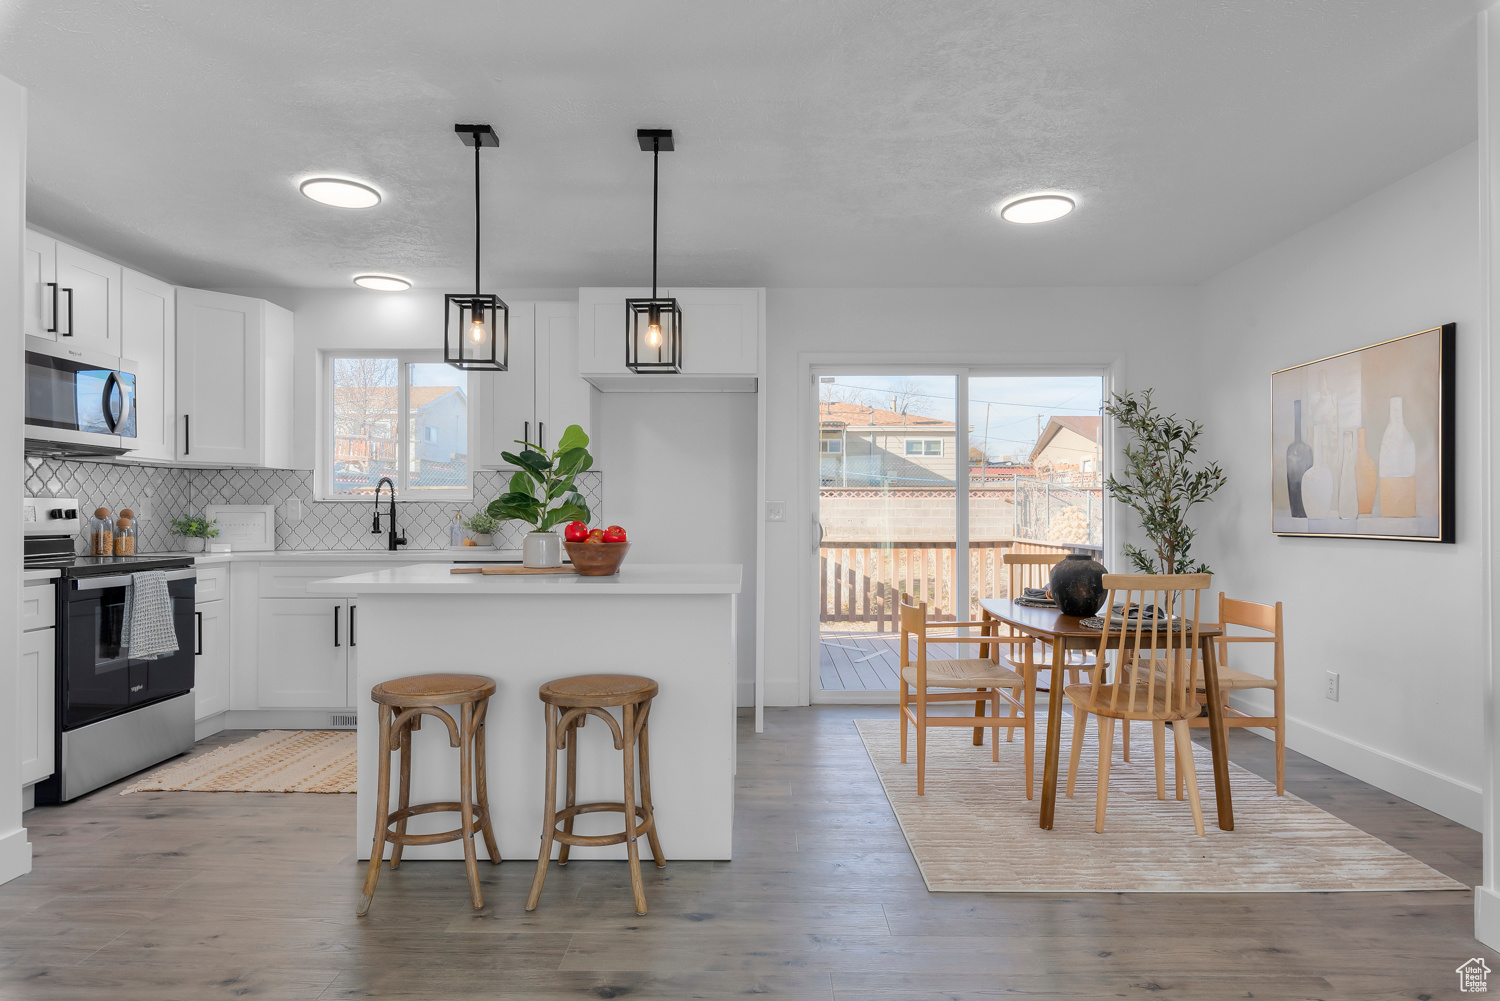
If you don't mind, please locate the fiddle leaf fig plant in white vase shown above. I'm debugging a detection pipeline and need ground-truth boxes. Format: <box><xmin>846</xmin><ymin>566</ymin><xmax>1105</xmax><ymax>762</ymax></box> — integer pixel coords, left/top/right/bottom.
<box><xmin>485</xmin><ymin>424</ymin><xmax>593</xmax><ymax>567</ymax></box>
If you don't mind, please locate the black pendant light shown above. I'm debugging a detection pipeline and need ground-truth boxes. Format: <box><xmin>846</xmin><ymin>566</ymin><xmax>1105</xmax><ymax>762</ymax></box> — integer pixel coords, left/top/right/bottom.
<box><xmin>625</xmin><ymin>128</ymin><xmax>682</xmax><ymax>373</ymax></box>
<box><xmin>444</xmin><ymin>124</ymin><xmax>508</xmax><ymax>371</ymax></box>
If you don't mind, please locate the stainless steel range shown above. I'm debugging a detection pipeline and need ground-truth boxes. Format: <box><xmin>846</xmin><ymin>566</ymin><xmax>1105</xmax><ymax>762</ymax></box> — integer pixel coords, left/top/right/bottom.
<box><xmin>25</xmin><ymin>497</ymin><xmax>197</xmax><ymax>803</ymax></box>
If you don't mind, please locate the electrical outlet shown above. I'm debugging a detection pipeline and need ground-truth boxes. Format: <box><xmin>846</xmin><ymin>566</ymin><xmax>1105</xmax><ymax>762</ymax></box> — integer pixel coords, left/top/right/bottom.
<box><xmin>1325</xmin><ymin>671</ymin><xmax>1340</xmax><ymax>702</ymax></box>
<box><xmin>285</xmin><ymin>496</ymin><xmax>303</xmax><ymax>525</ymax></box>
<box><xmin>765</xmin><ymin>501</ymin><xmax>786</xmax><ymax>523</ymax></box>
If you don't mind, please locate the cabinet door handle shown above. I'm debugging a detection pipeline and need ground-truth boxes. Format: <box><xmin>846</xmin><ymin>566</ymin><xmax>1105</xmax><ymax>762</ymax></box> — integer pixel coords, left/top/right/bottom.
<box><xmin>45</xmin><ymin>282</ymin><xmax>58</xmax><ymax>333</ymax></box>
<box><xmin>349</xmin><ymin>604</ymin><xmax>356</xmax><ymax>647</ymax></box>
<box><xmin>538</xmin><ymin>421</ymin><xmax>544</xmax><ymax>451</ymax></box>
<box><xmin>524</xmin><ymin>421</ymin><xmax>529</xmax><ymax>448</ymax></box>
<box><xmin>184</xmin><ymin>414</ymin><xmax>190</xmax><ymax>455</ymax></box>
<box><xmin>195</xmin><ymin>610</ymin><xmax>203</xmax><ymax>655</ymax></box>
<box><xmin>334</xmin><ymin>605</ymin><xmax>341</xmax><ymax>647</ymax></box>
<box><xmin>62</xmin><ymin>287</ymin><xmax>74</xmax><ymax>336</ymax></box>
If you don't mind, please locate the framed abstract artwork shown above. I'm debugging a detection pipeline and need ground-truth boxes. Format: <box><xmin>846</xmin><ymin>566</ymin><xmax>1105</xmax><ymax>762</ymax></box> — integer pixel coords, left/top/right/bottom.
<box><xmin>1270</xmin><ymin>323</ymin><xmax>1454</xmax><ymax>542</ymax></box>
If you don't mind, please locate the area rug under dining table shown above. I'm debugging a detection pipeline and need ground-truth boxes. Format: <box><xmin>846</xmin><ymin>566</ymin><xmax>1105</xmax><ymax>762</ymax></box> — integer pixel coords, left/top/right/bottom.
<box><xmin>855</xmin><ymin>717</ymin><xmax>1463</xmax><ymax>893</ymax></box>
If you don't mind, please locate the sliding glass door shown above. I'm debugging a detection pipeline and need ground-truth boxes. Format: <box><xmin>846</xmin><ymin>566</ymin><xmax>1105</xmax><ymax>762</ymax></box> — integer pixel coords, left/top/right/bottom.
<box><xmin>814</xmin><ymin>371</ymin><xmax>1104</xmax><ymax>696</ymax></box>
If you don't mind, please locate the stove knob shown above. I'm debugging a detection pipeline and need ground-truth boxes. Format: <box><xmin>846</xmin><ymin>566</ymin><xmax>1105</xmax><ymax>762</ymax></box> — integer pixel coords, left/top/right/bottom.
<box><xmin>48</xmin><ymin>509</ymin><xmax>65</xmax><ymax>519</ymax></box>
<box><xmin>65</xmin><ymin>509</ymin><xmax>77</xmax><ymax>519</ymax></box>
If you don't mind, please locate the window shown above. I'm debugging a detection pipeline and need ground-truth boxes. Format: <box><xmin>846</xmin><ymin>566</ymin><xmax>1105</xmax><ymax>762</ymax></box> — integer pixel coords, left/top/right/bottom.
<box><xmin>820</xmin><ymin>438</ymin><xmax>843</xmax><ymax>454</ymax></box>
<box><xmin>325</xmin><ymin>352</ymin><xmax>471</xmax><ymax>499</ymax></box>
<box><xmin>905</xmin><ymin>439</ymin><xmax>942</xmax><ymax>456</ymax></box>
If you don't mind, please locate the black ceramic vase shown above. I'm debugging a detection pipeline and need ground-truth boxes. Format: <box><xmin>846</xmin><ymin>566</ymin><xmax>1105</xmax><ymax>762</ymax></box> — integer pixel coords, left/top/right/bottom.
<box><xmin>1048</xmin><ymin>553</ymin><xmax>1108</xmax><ymax>617</ymax></box>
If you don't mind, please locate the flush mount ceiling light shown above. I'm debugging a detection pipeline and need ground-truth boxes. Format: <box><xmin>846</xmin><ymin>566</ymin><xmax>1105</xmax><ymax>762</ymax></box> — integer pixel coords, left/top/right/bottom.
<box><xmin>625</xmin><ymin>128</ymin><xmax>682</xmax><ymax>374</ymax></box>
<box><xmin>998</xmin><ymin>194</ymin><xmax>1075</xmax><ymax>224</ymax></box>
<box><xmin>299</xmin><ymin>177</ymin><xmax>382</xmax><ymax>208</ymax></box>
<box><xmin>353</xmin><ymin>274</ymin><xmax>411</xmax><ymax>292</ymax></box>
<box><xmin>443</xmin><ymin>124</ymin><xmax>507</xmax><ymax>372</ymax></box>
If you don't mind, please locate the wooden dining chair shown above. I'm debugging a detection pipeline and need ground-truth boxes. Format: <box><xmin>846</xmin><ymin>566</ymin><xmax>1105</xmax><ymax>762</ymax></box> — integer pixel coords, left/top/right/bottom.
<box><xmin>900</xmin><ymin>596</ymin><xmax>1028</xmax><ymax>796</ymax></box>
<box><xmin>1063</xmin><ymin>573</ymin><xmax>1211</xmax><ymax>834</ymax></box>
<box><xmin>997</xmin><ymin>552</ymin><xmax>1098</xmax><ymax>687</ymax></box>
<box><xmin>1129</xmin><ymin>594</ymin><xmax>1286</xmax><ymax>798</ymax></box>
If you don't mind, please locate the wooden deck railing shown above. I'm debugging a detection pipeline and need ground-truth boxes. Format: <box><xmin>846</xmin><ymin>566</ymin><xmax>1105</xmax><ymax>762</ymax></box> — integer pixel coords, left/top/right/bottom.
<box><xmin>819</xmin><ymin>539</ymin><xmax>1087</xmax><ymax>631</ymax></box>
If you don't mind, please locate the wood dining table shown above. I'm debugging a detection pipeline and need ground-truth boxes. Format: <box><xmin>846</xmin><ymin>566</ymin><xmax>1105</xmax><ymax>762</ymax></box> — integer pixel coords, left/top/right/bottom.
<box><xmin>977</xmin><ymin>598</ymin><xmax>1233</xmax><ymax>832</ymax></box>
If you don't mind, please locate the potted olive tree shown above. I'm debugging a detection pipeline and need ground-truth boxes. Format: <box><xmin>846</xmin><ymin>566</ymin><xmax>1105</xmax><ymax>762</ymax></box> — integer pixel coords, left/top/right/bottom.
<box><xmin>486</xmin><ymin>424</ymin><xmax>593</xmax><ymax>567</ymax></box>
<box><xmin>1104</xmin><ymin>389</ymin><xmax>1227</xmax><ymax>574</ymax></box>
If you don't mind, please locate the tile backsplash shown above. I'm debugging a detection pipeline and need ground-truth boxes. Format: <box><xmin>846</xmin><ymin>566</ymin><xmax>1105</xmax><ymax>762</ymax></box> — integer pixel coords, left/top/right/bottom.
<box><xmin>24</xmin><ymin>457</ymin><xmax>603</xmax><ymax>554</ymax></box>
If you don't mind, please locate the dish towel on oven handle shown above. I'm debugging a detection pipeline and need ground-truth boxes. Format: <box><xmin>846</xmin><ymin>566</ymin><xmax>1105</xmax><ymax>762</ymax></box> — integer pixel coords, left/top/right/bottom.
<box><xmin>122</xmin><ymin>570</ymin><xmax>179</xmax><ymax>660</ymax></box>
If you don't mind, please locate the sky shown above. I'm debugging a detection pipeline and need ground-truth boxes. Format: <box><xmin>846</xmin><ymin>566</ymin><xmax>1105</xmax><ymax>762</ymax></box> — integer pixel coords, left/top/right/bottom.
<box><xmin>820</xmin><ymin>374</ymin><xmax>1102</xmax><ymax>460</ymax></box>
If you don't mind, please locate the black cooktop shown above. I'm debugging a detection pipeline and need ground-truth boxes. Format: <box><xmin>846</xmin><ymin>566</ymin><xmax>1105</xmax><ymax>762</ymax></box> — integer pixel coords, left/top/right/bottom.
<box><xmin>25</xmin><ymin>552</ymin><xmax>197</xmax><ymax>577</ymax></box>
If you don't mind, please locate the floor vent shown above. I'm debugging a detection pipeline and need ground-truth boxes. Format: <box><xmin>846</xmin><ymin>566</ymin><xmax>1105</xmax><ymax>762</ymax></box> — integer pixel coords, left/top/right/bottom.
<box><xmin>329</xmin><ymin>714</ymin><xmax>358</xmax><ymax>728</ymax></box>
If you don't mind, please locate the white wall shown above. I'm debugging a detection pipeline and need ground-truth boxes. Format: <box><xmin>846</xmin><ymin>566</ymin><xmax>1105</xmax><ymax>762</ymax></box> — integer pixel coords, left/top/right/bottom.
<box><xmin>760</xmin><ymin>287</ymin><xmax>1202</xmax><ymax>707</ymax></box>
<box><xmin>0</xmin><ymin>74</ymin><xmax>30</xmax><ymax>885</ymax></box>
<box><xmin>1198</xmin><ymin>142</ymin><xmax>1482</xmax><ymax>828</ymax></box>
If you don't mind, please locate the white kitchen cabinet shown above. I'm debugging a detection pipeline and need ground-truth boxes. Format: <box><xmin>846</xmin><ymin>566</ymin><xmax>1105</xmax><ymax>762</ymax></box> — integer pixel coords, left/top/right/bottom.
<box><xmin>175</xmin><ymin>287</ymin><xmax>293</xmax><ymax>467</ymax></box>
<box><xmin>194</xmin><ymin>593</ymin><xmax>230</xmax><ymax>722</ymax></box>
<box><xmin>577</xmin><ymin>286</ymin><xmax>761</xmax><ymax>392</ymax></box>
<box><xmin>534</xmin><ymin>301</ymin><xmax>594</xmax><ymax>453</ymax></box>
<box><xmin>55</xmin><ymin>241</ymin><xmax>122</xmax><ymax>356</ymax></box>
<box><xmin>477</xmin><ymin>301</ymin><xmax>597</xmax><ymax>466</ymax></box>
<box><xmin>256</xmin><ymin>597</ymin><xmax>351</xmax><ymax>708</ymax></box>
<box><xmin>19</xmin><ymin>621</ymin><xmax>55</xmax><ymax>787</ymax></box>
<box><xmin>23</xmin><ymin>230</ymin><xmax>58</xmax><ymax>341</ymax></box>
<box><xmin>121</xmin><ymin>269</ymin><xmax>176</xmax><ymax>462</ymax></box>
<box><xmin>476</xmin><ymin>302</ymin><xmax>537</xmax><ymax>467</ymax></box>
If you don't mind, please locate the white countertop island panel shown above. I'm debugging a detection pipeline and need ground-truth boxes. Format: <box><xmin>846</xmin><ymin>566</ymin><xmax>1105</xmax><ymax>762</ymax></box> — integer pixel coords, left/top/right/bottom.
<box><xmin>317</xmin><ymin>563</ymin><xmax>742</xmax><ymax>863</ymax></box>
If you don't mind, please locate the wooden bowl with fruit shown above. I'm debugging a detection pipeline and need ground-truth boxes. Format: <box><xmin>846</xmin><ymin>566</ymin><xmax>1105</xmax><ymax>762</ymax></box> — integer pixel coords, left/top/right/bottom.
<box><xmin>562</xmin><ymin>522</ymin><xmax>630</xmax><ymax>576</ymax></box>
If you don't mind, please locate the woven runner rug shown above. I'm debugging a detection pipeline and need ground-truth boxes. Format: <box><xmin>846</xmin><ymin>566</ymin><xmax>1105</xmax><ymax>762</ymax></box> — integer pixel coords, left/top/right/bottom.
<box><xmin>855</xmin><ymin>718</ymin><xmax>1464</xmax><ymax>893</ymax></box>
<box><xmin>121</xmin><ymin>730</ymin><xmax>355</xmax><ymax>794</ymax></box>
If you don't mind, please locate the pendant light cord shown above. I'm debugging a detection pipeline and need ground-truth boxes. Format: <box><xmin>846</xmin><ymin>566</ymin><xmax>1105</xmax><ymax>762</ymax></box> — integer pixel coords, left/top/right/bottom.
<box><xmin>651</xmin><ymin>136</ymin><xmax>659</xmax><ymax>299</ymax></box>
<box><xmin>474</xmin><ymin>136</ymin><xmax>481</xmax><ymax>296</ymax></box>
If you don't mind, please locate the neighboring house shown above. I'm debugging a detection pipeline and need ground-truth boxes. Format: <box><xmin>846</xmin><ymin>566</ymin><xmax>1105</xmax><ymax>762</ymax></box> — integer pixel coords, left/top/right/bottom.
<box><xmin>334</xmin><ymin>385</ymin><xmax>468</xmax><ymax>487</ymax></box>
<box><xmin>1029</xmin><ymin>415</ymin><xmax>1102</xmax><ymax>484</ymax></box>
<box><xmin>819</xmin><ymin>401</ymin><xmax>956</xmax><ymax>487</ymax></box>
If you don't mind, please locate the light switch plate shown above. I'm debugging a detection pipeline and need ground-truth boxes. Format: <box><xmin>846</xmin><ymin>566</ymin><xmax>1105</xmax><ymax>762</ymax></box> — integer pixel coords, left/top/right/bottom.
<box><xmin>1325</xmin><ymin>671</ymin><xmax>1340</xmax><ymax>701</ymax></box>
<box><xmin>285</xmin><ymin>496</ymin><xmax>303</xmax><ymax>525</ymax></box>
<box><xmin>765</xmin><ymin>501</ymin><xmax>786</xmax><ymax>522</ymax></box>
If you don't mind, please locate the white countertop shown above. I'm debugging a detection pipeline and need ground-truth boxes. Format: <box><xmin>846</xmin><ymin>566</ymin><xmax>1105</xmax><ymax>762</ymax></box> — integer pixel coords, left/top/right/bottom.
<box><xmin>186</xmin><ymin>548</ymin><xmax>517</xmax><ymax>566</ymax></box>
<box><xmin>310</xmin><ymin>562</ymin><xmax>743</xmax><ymax>595</ymax></box>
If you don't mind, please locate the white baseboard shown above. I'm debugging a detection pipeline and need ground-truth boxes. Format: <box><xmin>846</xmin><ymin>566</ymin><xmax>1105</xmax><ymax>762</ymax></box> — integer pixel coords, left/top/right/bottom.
<box><xmin>0</xmin><ymin>827</ymin><xmax>32</xmax><ymax>886</ymax></box>
<box><xmin>20</xmin><ymin>784</ymin><xmax>34</xmax><ymax>813</ymax></box>
<box><xmin>1477</xmin><ymin>886</ymin><xmax>1500</xmax><ymax>950</ymax></box>
<box><xmin>195</xmin><ymin>713</ymin><xmax>226</xmax><ymax>741</ymax></box>
<box><xmin>1233</xmin><ymin>706</ymin><xmax>1481</xmax><ymax>830</ymax></box>
<box><xmin>219</xmin><ymin>709</ymin><xmax>357</xmax><ymax>732</ymax></box>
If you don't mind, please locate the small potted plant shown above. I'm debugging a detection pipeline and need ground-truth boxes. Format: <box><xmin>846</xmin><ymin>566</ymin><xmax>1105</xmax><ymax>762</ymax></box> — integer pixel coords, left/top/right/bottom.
<box><xmin>170</xmin><ymin>515</ymin><xmax>219</xmax><ymax>553</ymax></box>
<box><xmin>462</xmin><ymin>511</ymin><xmax>500</xmax><ymax>548</ymax></box>
<box><xmin>486</xmin><ymin>424</ymin><xmax>593</xmax><ymax>567</ymax></box>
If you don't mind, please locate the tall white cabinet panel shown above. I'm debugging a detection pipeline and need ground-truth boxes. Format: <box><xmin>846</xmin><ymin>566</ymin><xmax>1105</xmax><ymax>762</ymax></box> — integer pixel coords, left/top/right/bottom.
<box><xmin>576</xmin><ymin>287</ymin><xmax>650</xmax><ymax>377</ymax></box>
<box><xmin>175</xmin><ymin>287</ymin><xmax>293</xmax><ymax>467</ymax></box>
<box><xmin>256</xmin><ymin>597</ymin><xmax>350</xmax><ymax>708</ymax></box>
<box><xmin>534</xmin><ymin>301</ymin><xmax>593</xmax><ymax>452</ymax></box>
<box><xmin>121</xmin><ymin>269</ymin><xmax>176</xmax><ymax>462</ymax></box>
<box><xmin>23</xmin><ymin>230</ymin><xmax>57</xmax><ymax>341</ymax></box>
<box><xmin>194</xmin><ymin>598</ymin><xmax>230</xmax><ymax>721</ymax></box>
<box><xmin>477</xmin><ymin>303</ymin><xmax>537</xmax><ymax>467</ymax></box>
<box><xmin>54</xmin><ymin>242</ymin><xmax>122</xmax><ymax>356</ymax></box>
<box><xmin>19</xmin><ymin>625</ymin><xmax>55</xmax><ymax>786</ymax></box>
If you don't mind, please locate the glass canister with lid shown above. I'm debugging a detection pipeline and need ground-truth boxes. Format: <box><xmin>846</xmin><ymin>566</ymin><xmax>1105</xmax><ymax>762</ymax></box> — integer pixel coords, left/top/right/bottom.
<box><xmin>113</xmin><ymin>517</ymin><xmax>136</xmax><ymax>556</ymax></box>
<box><xmin>90</xmin><ymin>507</ymin><xmax>114</xmax><ymax>556</ymax></box>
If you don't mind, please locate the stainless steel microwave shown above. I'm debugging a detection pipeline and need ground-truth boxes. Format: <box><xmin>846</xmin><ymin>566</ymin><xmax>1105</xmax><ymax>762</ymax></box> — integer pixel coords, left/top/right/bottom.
<box><xmin>24</xmin><ymin>343</ymin><xmax>138</xmax><ymax>457</ymax></box>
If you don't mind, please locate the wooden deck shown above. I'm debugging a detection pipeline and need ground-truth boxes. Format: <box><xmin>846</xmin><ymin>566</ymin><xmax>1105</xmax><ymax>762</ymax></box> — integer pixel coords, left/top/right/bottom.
<box><xmin>819</xmin><ymin>630</ymin><xmax>963</xmax><ymax>691</ymax></box>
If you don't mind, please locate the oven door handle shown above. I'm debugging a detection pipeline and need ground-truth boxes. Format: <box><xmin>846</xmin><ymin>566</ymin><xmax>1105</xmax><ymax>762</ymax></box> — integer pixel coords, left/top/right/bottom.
<box><xmin>73</xmin><ymin>568</ymin><xmax>197</xmax><ymax>590</ymax></box>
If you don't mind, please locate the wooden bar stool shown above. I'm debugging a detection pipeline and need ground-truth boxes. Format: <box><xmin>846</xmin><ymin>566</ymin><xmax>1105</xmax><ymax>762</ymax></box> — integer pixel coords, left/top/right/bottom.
<box><xmin>357</xmin><ymin>673</ymin><xmax>500</xmax><ymax>916</ymax></box>
<box><xmin>525</xmin><ymin>674</ymin><xmax>664</xmax><ymax>915</ymax></box>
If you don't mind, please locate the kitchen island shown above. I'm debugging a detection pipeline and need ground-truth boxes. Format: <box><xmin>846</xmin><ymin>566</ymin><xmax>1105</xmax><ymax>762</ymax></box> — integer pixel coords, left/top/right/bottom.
<box><xmin>310</xmin><ymin>563</ymin><xmax>742</xmax><ymax>861</ymax></box>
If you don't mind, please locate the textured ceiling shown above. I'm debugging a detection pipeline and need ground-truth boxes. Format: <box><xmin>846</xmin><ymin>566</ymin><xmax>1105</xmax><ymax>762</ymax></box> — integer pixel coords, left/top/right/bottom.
<box><xmin>0</xmin><ymin>1</ymin><xmax>1480</xmax><ymax>290</ymax></box>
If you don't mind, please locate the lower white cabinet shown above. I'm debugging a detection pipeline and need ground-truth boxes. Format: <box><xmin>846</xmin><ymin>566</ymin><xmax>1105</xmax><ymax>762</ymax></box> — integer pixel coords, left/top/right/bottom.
<box><xmin>19</xmin><ymin>620</ymin><xmax>55</xmax><ymax>786</ymax></box>
<box><xmin>194</xmin><ymin>599</ymin><xmax>230</xmax><ymax>721</ymax></box>
<box><xmin>256</xmin><ymin>597</ymin><xmax>353</xmax><ymax>708</ymax></box>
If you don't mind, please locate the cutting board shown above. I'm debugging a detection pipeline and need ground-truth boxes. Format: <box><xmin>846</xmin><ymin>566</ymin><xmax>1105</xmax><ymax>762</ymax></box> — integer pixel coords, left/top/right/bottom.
<box><xmin>450</xmin><ymin>565</ymin><xmax>577</xmax><ymax>575</ymax></box>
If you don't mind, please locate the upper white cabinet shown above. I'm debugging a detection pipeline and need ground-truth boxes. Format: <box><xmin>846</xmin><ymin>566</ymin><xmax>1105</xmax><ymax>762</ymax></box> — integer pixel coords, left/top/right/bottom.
<box><xmin>576</xmin><ymin>287</ymin><xmax>762</xmax><ymax>393</ymax></box>
<box><xmin>477</xmin><ymin>301</ymin><xmax>598</xmax><ymax>467</ymax></box>
<box><xmin>55</xmin><ymin>242</ymin><xmax>122</xmax><ymax>356</ymax></box>
<box><xmin>121</xmin><ymin>269</ymin><xmax>176</xmax><ymax>462</ymax></box>
<box><xmin>175</xmin><ymin>287</ymin><xmax>293</xmax><ymax>468</ymax></box>
<box><xmin>23</xmin><ymin>230</ymin><xmax>58</xmax><ymax>340</ymax></box>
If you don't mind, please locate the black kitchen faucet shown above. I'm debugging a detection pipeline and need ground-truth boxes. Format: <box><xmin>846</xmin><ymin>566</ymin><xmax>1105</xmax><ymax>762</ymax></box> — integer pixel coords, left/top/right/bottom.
<box><xmin>372</xmin><ymin>477</ymin><xmax>407</xmax><ymax>551</ymax></box>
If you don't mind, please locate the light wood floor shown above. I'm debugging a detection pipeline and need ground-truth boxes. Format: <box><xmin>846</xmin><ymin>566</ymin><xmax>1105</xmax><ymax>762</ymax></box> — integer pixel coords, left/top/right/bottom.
<box><xmin>0</xmin><ymin>706</ymin><xmax>1491</xmax><ymax>999</ymax></box>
